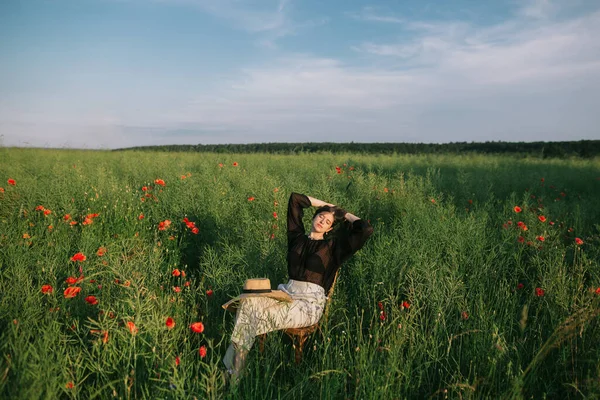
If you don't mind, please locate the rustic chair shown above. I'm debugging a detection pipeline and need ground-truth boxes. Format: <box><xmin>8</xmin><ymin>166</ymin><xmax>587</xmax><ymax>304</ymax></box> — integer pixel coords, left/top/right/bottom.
<box><xmin>259</xmin><ymin>270</ymin><xmax>340</xmax><ymax>364</ymax></box>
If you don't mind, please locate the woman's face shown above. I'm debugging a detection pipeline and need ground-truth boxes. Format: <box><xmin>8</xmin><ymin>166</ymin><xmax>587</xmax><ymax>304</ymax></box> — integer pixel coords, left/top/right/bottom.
<box><xmin>312</xmin><ymin>211</ymin><xmax>334</xmax><ymax>234</ymax></box>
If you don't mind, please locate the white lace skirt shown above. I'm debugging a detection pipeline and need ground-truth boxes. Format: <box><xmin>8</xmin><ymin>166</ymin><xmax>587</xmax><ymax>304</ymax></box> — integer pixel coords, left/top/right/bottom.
<box><xmin>229</xmin><ymin>279</ymin><xmax>326</xmax><ymax>350</ymax></box>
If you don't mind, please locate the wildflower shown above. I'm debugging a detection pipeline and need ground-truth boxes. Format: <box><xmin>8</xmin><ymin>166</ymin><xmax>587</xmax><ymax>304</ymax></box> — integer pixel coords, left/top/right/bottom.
<box><xmin>516</xmin><ymin>283</ymin><xmax>524</xmax><ymax>290</ymax></box>
<box><xmin>70</xmin><ymin>252</ymin><xmax>86</xmax><ymax>262</ymax></box>
<box><xmin>172</xmin><ymin>269</ymin><xmax>181</xmax><ymax>277</ymax></box>
<box><xmin>22</xmin><ymin>233</ymin><xmax>31</xmax><ymax>239</ymax></box>
<box><xmin>7</xmin><ymin>178</ymin><xmax>16</xmax><ymax>186</ymax></box>
<box><xmin>65</xmin><ymin>382</ymin><xmax>74</xmax><ymax>389</ymax></box>
<box><xmin>335</xmin><ymin>166</ymin><xmax>342</xmax><ymax>174</ymax></box>
<box><xmin>538</xmin><ymin>216</ymin><xmax>547</xmax><ymax>223</ymax></box>
<box><xmin>142</xmin><ymin>186</ymin><xmax>148</xmax><ymax>191</ymax></box>
<box><xmin>191</xmin><ymin>227</ymin><xmax>199</xmax><ymax>234</ymax></box>
<box><xmin>82</xmin><ymin>217</ymin><xmax>93</xmax><ymax>225</ymax></box>
<box><xmin>517</xmin><ymin>236</ymin><xmax>525</xmax><ymax>243</ymax></box>
<box><xmin>175</xmin><ymin>356</ymin><xmax>180</xmax><ymax>366</ymax></box>
<box><xmin>218</xmin><ymin>163</ymin><xmax>223</xmax><ymax>168</ymax></box>
<box><xmin>63</xmin><ymin>286</ymin><xmax>81</xmax><ymax>299</ymax></box>
<box><xmin>536</xmin><ymin>236</ymin><xmax>545</xmax><ymax>242</ymax></box>
<box><xmin>206</xmin><ymin>289</ymin><xmax>213</xmax><ymax>297</ymax></box>
<box><xmin>85</xmin><ymin>295</ymin><xmax>99</xmax><ymax>305</ymax></box>
<box><xmin>575</xmin><ymin>237</ymin><xmax>584</xmax><ymax>245</ymax></box>
<box><xmin>87</xmin><ymin>213</ymin><xmax>99</xmax><ymax>219</ymax></box>
<box><xmin>513</xmin><ymin>206</ymin><xmax>522</xmax><ymax>213</ymax></box>
<box><xmin>138</xmin><ymin>213</ymin><xmax>144</xmax><ymax>220</ymax></box>
<box><xmin>0</xmin><ymin>187</ymin><xmax>4</xmax><ymax>193</ymax></box>
<box><xmin>461</xmin><ymin>311</ymin><xmax>469</xmax><ymax>320</ymax></box>
<box><xmin>549</xmin><ymin>221</ymin><xmax>555</xmax><ymax>226</ymax></box>
<box><xmin>173</xmin><ymin>286</ymin><xmax>181</xmax><ymax>293</ymax></box>
<box><xmin>181</xmin><ymin>175</ymin><xmax>186</xmax><ymax>180</ymax></box>
<box><xmin>127</xmin><ymin>321</ymin><xmax>138</xmax><ymax>335</ymax></box>
<box><xmin>36</xmin><ymin>205</ymin><xmax>45</xmax><ymax>211</ymax></box>
<box><xmin>48</xmin><ymin>225</ymin><xmax>53</xmax><ymax>231</ymax></box>
<box><xmin>402</xmin><ymin>301</ymin><xmax>410</xmax><ymax>309</ymax></box>
<box><xmin>595</xmin><ymin>287</ymin><xmax>600</xmax><ymax>295</ymax></box>
<box><xmin>377</xmin><ymin>301</ymin><xmax>384</xmax><ymax>310</ymax></box>
<box><xmin>65</xmin><ymin>276</ymin><xmax>79</xmax><ymax>285</ymax></box>
<box><xmin>190</xmin><ymin>322</ymin><xmax>205</xmax><ymax>333</ymax></box>
<box><xmin>247</xmin><ymin>196</ymin><xmax>255</xmax><ymax>202</ymax></box>
<box><xmin>430</xmin><ymin>199</ymin><xmax>436</xmax><ymax>204</ymax></box>
<box><xmin>184</xmin><ymin>281</ymin><xmax>190</xmax><ymax>287</ymax></box>
<box><xmin>158</xmin><ymin>220</ymin><xmax>171</xmax><ymax>231</ymax></box>
<box><xmin>270</xmin><ymin>233</ymin><xmax>276</xmax><ymax>240</ymax></box>
<box><xmin>273</xmin><ymin>187</ymin><xmax>279</xmax><ymax>192</ymax></box>
<box><xmin>154</xmin><ymin>179</ymin><xmax>165</xmax><ymax>186</ymax></box>
<box><xmin>273</xmin><ymin>212</ymin><xmax>278</xmax><ymax>219</ymax></box>
<box><xmin>166</xmin><ymin>317</ymin><xmax>175</xmax><ymax>330</ymax></box>
<box><xmin>535</xmin><ymin>287</ymin><xmax>545</xmax><ymax>297</ymax></box>
<box><xmin>383</xmin><ymin>188</ymin><xmax>389</xmax><ymax>193</ymax></box>
<box><xmin>70</xmin><ymin>221</ymin><xmax>78</xmax><ymax>226</ymax></box>
<box><xmin>96</xmin><ymin>247</ymin><xmax>106</xmax><ymax>257</ymax></box>
<box><xmin>379</xmin><ymin>312</ymin><xmax>386</xmax><ymax>321</ymax></box>
<box><xmin>41</xmin><ymin>284</ymin><xmax>53</xmax><ymax>294</ymax></box>
<box><xmin>232</xmin><ymin>162</ymin><xmax>239</xmax><ymax>167</ymax></box>
<box><xmin>199</xmin><ymin>345</ymin><xmax>207</xmax><ymax>358</ymax></box>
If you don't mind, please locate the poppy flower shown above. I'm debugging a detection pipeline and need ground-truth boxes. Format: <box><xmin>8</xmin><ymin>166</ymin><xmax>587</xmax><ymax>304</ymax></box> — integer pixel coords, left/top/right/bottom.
<box><xmin>535</xmin><ymin>287</ymin><xmax>545</xmax><ymax>297</ymax></box>
<box><xmin>85</xmin><ymin>295</ymin><xmax>99</xmax><ymax>305</ymax></box>
<box><xmin>70</xmin><ymin>221</ymin><xmax>78</xmax><ymax>226</ymax></box>
<box><xmin>173</xmin><ymin>286</ymin><xmax>181</xmax><ymax>293</ymax></box>
<box><xmin>65</xmin><ymin>382</ymin><xmax>74</xmax><ymax>389</ymax></box>
<box><xmin>154</xmin><ymin>179</ymin><xmax>165</xmax><ymax>186</ymax></box>
<box><xmin>63</xmin><ymin>286</ymin><xmax>81</xmax><ymax>298</ymax></box>
<box><xmin>0</xmin><ymin>187</ymin><xmax>4</xmax><ymax>193</ymax></box>
<box><xmin>513</xmin><ymin>206</ymin><xmax>522</xmax><ymax>213</ymax></box>
<box><xmin>269</xmin><ymin>233</ymin><xmax>275</xmax><ymax>240</ymax></box>
<box><xmin>35</xmin><ymin>205</ymin><xmax>45</xmax><ymax>211</ymax></box>
<box><xmin>102</xmin><ymin>330</ymin><xmax>109</xmax><ymax>344</ymax></box>
<box><xmin>180</xmin><ymin>175</ymin><xmax>186</xmax><ymax>180</ymax></box>
<box><xmin>377</xmin><ymin>301</ymin><xmax>384</xmax><ymax>310</ymax></box>
<box><xmin>96</xmin><ymin>247</ymin><xmax>106</xmax><ymax>256</ymax></box>
<box><xmin>461</xmin><ymin>311</ymin><xmax>469</xmax><ymax>320</ymax></box>
<box><xmin>402</xmin><ymin>301</ymin><xmax>410</xmax><ymax>309</ymax></box>
<box><xmin>7</xmin><ymin>178</ymin><xmax>16</xmax><ymax>186</ymax></box>
<box><xmin>127</xmin><ymin>321</ymin><xmax>138</xmax><ymax>335</ymax></box>
<box><xmin>247</xmin><ymin>196</ymin><xmax>255</xmax><ymax>202</ymax></box>
<box><xmin>232</xmin><ymin>162</ymin><xmax>238</xmax><ymax>167</ymax></box>
<box><xmin>538</xmin><ymin>216</ymin><xmax>547</xmax><ymax>223</ymax></box>
<box><xmin>65</xmin><ymin>276</ymin><xmax>79</xmax><ymax>285</ymax></box>
<box><xmin>22</xmin><ymin>233</ymin><xmax>31</xmax><ymax>239</ymax></box>
<box><xmin>48</xmin><ymin>225</ymin><xmax>53</xmax><ymax>231</ymax></box>
<box><xmin>41</xmin><ymin>284</ymin><xmax>53</xmax><ymax>294</ymax></box>
<box><xmin>191</xmin><ymin>227</ymin><xmax>199</xmax><ymax>234</ymax></box>
<box><xmin>70</xmin><ymin>252</ymin><xmax>86</xmax><ymax>262</ymax></box>
<box><xmin>595</xmin><ymin>287</ymin><xmax>600</xmax><ymax>295</ymax></box>
<box><xmin>218</xmin><ymin>163</ymin><xmax>223</xmax><ymax>168</ymax></box>
<box><xmin>166</xmin><ymin>317</ymin><xmax>175</xmax><ymax>329</ymax></box>
<box><xmin>517</xmin><ymin>236</ymin><xmax>525</xmax><ymax>243</ymax></box>
<box><xmin>82</xmin><ymin>217</ymin><xmax>93</xmax><ymax>226</ymax></box>
<box><xmin>379</xmin><ymin>312</ymin><xmax>386</xmax><ymax>321</ymax></box>
<box><xmin>536</xmin><ymin>236</ymin><xmax>545</xmax><ymax>242</ymax></box>
<box><xmin>158</xmin><ymin>220</ymin><xmax>171</xmax><ymax>231</ymax></box>
<box><xmin>175</xmin><ymin>356</ymin><xmax>180</xmax><ymax>366</ymax></box>
<box><xmin>383</xmin><ymin>188</ymin><xmax>389</xmax><ymax>193</ymax></box>
<box><xmin>172</xmin><ymin>269</ymin><xmax>181</xmax><ymax>277</ymax></box>
<box><xmin>190</xmin><ymin>322</ymin><xmax>205</xmax><ymax>333</ymax></box>
<box><xmin>206</xmin><ymin>289</ymin><xmax>213</xmax><ymax>297</ymax></box>
<box><xmin>273</xmin><ymin>212</ymin><xmax>278</xmax><ymax>219</ymax></box>
<box><xmin>516</xmin><ymin>283</ymin><xmax>524</xmax><ymax>290</ymax></box>
<box><xmin>138</xmin><ymin>213</ymin><xmax>144</xmax><ymax>220</ymax></box>
<box><xmin>575</xmin><ymin>238</ymin><xmax>584</xmax><ymax>245</ymax></box>
<box><xmin>142</xmin><ymin>186</ymin><xmax>148</xmax><ymax>192</ymax></box>
<box><xmin>199</xmin><ymin>345</ymin><xmax>207</xmax><ymax>358</ymax></box>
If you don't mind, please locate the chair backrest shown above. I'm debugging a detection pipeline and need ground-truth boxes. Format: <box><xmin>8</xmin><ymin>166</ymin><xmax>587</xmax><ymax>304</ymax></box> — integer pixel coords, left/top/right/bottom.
<box><xmin>322</xmin><ymin>269</ymin><xmax>340</xmax><ymax>322</ymax></box>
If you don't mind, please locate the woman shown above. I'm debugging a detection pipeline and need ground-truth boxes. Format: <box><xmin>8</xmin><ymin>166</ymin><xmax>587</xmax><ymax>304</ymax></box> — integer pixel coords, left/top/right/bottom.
<box><xmin>223</xmin><ymin>192</ymin><xmax>373</xmax><ymax>381</ymax></box>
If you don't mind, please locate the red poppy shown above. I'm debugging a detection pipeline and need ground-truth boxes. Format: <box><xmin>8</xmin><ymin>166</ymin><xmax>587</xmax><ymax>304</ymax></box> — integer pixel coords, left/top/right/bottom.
<box><xmin>65</xmin><ymin>382</ymin><xmax>74</xmax><ymax>389</ymax></box>
<box><xmin>70</xmin><ymin>252</ymin><xmax>86</xmax><ymax>262</ymax></box>
<box><xmin>199</xmin><ymin>345</ymin><xmax>207</xmax><ymax>358</ymax></box>
<box><xmin>158</xmin><ymin>220</ymin><xmax>171</xmax><ymax>231</ymax></box>
<box><xmin>379</xmin><ymin>312</ymin><xmax>386</xmax><ymax>321</ymax></box>
<box><xmin>85</xmin><ymin>295</ymin><xmax>99</xmax><ymax>305</ymax></box>
<box><xmin>513</xmin><ymin>206</ymin><xmax>522</xmax><ymax>213</ymax></box>
<box><xmin>35</xmin><ymin>205</ymin><xmax>45</xmax><ymax>211</ymax></box>
<box><xmin>127</xmin><ymin>321</ymin><xmax>138</xmax><ymax>335</ymax></box>
<box><xmin>270</xmin><ymin>233</ymin><xmax>275</xmax><ymax>240</ymax></box>
<box><xmin>535</xmin><ymin>287</ymin><xmax>545</xmax><ymax>297</ymax></box>
<box><xmin>82</xmin><ymin>217</ymin><xmax>93</xmax><ymax>226</ymax></box>
<box><xmin>65</xmin><ymin>276</ymin><xmax>79</xmax><ymax>285</ymax></box>
<box><xmin>517</xmin><ymin>236</ymin><xmax>525</xmax><ymax>243</ymax></box>
<box><xmin>383</xmin><ymin>188</ymin><xmax>389</xmax><ymax>193</ymax></box>
<box><xmin>173</xmin><ymin>286</ymin><xmax>181</xmax><ymax>293</ymax></box>
<box><xmin>538</xmin><ymin>216</ymin><xmax>547</xmax><ymax>223</ymax></box>
<box><xmin>172</xmin><ymin>269</ymin><xmax>181</xmax><ymax>277</ymax></box>
<box><xmin>516</xmin><ymin>283</ymin><xmax>524</xmax><ymax>290</ymax></box>
<box><xmin>402</xmin><ymin>301</ymin><xmax>410</xmax><ymax>309</ymax></box>
<box><xmin>175</xmin><ymin>356</ymin><xmax>180</xmax><ymax>366</ymax></box>
<box><xmin>430</xmin><ymin>199</ymin><xmax>436</xmax><ymax>204</ymax></box>
<box><xmin>138</xmin><ymin>213</ymin><xmax>144</xmax><ymax>220</ymax></box>
<box><xmin>87</xmin><ymin>213</ymin><xmax>99</xmax><ymax>219</ymax></box>
<box><xmin>70</xmin><ymin>221</ymin><xmax>78</xmax><ymax>226</ymax></box>
<box><xmin>232</xmin><ymin>162</ymin><xmax>238</xmax><ymax>167</ymax></box>
<box><xmin>190</xmin><ymin>322</ymin><xmax>205</xmax><ymax>333</ymax></box>
<box><xmin>273</xmin><ymin>212</ymin><xmax>278</xmax><ymax>219</ymax></box>
<box><xmin>142</xmin><ymin>186</ymin><xmax>148</xmax><ymax>191</ymax></box>
<box><xmin>96</xmin><ymin>247</ymin><xmax>106</xmax><ymax>257</ymax></box>
<box><xmin>48</xmin><ymin>225</ymin><xmax>53</xmax><ymax>231</ymax></box>
<box><xmin>7</xmin><ymin>178</ymin><xmax>16</xmax><ymax>186</ymax></box>
<box><xmin>64</xmin><ymin>286</ymin><xmax>81</xmax><ymax>299</ymax></box>
<box><xmin>0</xmin><ymin>187</ymin><xmax>4</xmax><ymax>193</ymax></box>
<box><xmin>154</xmin><ymin>179</ymin><xmax>166</xmax><ymax>186</ymax></box>
<box><xmin>102</xmin><ymin>330</ymin><xmax>109</xmax><ymax>344</ymax></box>
<box><xmin>43</xmin><ymin>209</ymin><xmax>52</xmax><ymax>216</ymax></box>
<box><xmin>166</xmin><ymin>317</ymin><xmax>175</xmax><ymax>329</ymax></box>
<box><xmin>247</xmin><ymin>196</ymin><xmax>255</xmax><ymax>201</ymax></box>
<box><xmin>377</xmin><ymin>301</ymin><xmax>384</xmax><ymax>310</ymax></box>
<box><xmin>41</xmin><ymin>284</ymin><xmax>53</xmax><ymax>294</ymax></box>
<box><xmin>461</xmin><ymin>311</ymin><xmax>469</xmax><ymax>320</ymax></box>
<box><xmin>181</xmin><ymin>175</ymin><xmax>186</xmax><ymax>180</ymax></box>
<box><xmin>206</xmin><ymin>289</ymin><xmax>213</xmax><ymax>297</ymax></box>
<box><xmin>191</xmin><ymin>227</ymin><xmax>199</xmax><ymax>234</ymax></box>
<box><xmin>218</xmin><ymin>163</ymin><xmax>223</xmax><ymax>168</ymax></box>
<box><xmin>22</xmin><ymin>233</ymin><xmax>31</xmax><ymax>239</ymax></box>
<box><xmin>536</xmin><ymin>236</ymin><xmax>545</xmax><ymax>242</ymax></box>
<box><xmin>575</xmin><ymin>237</ymin><xmax>584</xmax><ymax>245</ymax></box>
<box><xmin>595</xmin><ymin>287</ymin><xmax>600</xmax><ymax>295</ymax></box>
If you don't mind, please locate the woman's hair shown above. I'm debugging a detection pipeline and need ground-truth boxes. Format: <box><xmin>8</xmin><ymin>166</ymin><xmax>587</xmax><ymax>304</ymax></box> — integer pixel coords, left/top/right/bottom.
<box><xmin>312</xmin><ymin>205</ymin><xmax>349</xmax><ymax>237</ymax></box>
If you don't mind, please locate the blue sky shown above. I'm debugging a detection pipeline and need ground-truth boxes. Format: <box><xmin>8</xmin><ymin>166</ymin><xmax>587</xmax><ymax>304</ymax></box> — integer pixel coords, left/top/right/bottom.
<box><xmin>1</xmin><ymin>0</ymin><xmax>599</xmax><ymax>148</ymax></box>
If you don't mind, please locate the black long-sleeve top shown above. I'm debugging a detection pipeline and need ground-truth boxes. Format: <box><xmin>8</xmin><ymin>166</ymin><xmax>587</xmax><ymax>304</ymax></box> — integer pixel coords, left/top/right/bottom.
<box><xmin>287</xmin><ymin>192</ymin><xmax>374</xmax><ymax>293</ymax></box>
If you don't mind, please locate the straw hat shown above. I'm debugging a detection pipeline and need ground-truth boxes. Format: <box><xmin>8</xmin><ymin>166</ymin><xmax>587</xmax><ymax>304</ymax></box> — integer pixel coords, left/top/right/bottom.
<box><xmin>222</xmin><ymin>278</ymin><xmax>292</xmax><ymax>311</ymax></box>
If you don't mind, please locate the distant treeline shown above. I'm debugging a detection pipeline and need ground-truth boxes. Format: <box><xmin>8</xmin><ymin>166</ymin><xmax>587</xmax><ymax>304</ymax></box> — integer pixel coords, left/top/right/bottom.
<box><xmin>116</xmin><ymin>140</ymin><xmax>600</xmax><ymax>158</ymax></box>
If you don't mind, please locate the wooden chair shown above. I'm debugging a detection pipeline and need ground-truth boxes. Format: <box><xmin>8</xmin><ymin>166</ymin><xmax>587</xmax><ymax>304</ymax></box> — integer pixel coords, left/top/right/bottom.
<box><xmin>259</xmin><ymin>270</ymin><xmax>340</xmax><ymax>364</ymax></box>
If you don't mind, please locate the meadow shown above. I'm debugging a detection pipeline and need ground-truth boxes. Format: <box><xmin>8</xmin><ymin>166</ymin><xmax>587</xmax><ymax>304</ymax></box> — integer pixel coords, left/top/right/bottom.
<box><xmin>0</xmin><ymin>148</ymin><xmax>599</xmax><ymax>399</ymax></box>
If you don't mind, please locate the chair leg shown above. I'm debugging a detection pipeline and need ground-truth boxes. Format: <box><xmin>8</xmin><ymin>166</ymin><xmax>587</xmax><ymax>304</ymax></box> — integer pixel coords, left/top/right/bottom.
<box><xmin>259</xmin><ymin>334</ymin><xmax>266</xmax><ymax>353</ymax></box>
<box><xmin>294</xmin><ymin>333</ymin><xmax>308</xmax><ymax>364</ymax></box>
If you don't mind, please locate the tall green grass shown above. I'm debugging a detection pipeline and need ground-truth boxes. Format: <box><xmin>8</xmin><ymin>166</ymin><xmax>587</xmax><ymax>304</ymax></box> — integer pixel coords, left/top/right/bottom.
<box><xmin>0</xmin><ymin>148</ymin><xmax>599</xmax><ymax>399</ymax></box>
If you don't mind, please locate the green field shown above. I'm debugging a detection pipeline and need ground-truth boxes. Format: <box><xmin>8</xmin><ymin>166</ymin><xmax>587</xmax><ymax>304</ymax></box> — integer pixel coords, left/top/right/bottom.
<box><xmin>1</xmin><ymin>148</ymin><xmax>599</xmax><ymax>399</ymax></box>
